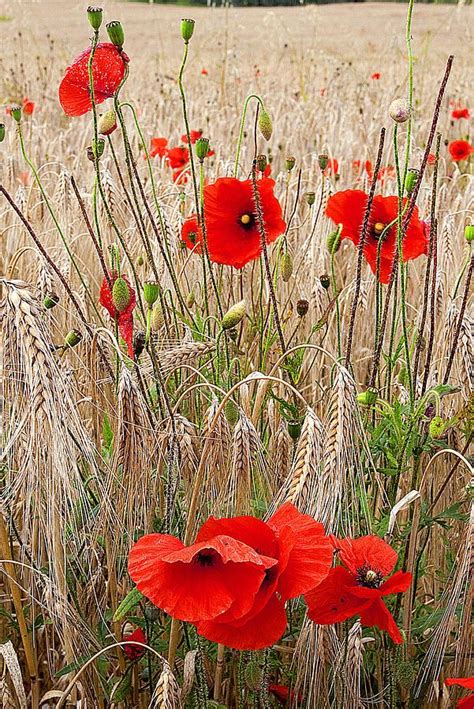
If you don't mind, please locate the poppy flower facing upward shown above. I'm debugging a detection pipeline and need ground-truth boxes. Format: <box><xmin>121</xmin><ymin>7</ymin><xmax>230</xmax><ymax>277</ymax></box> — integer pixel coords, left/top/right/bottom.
<box><xmin>445</xmin><ymin>677</ymin><xmax>474</xmax><ymax>709</ymax></box>
<box><xmin>448</xmin><ymin>140</ymin><xmax>474</xmax><ymax>163</ymax></box>
<box><xmin>371</xmin><ymin>72</ymin><xmax>381</xmax><ymax>80</ymax></box>
<box><xmin>166</xmin><ymin>145</ymin><xmax>189</xmax><ymax>170</ymax></box>
<box><xmin>305</xmin><ymin>535</ymin><xmax>411</xmax><ymax>644</ymax></box>
<box><xmin>128</xmin><ymin>502</ymin><xmax>332</xmax><ymax>651</ymax></box>
<box><xmin>150</xmin><ymin>137</ymin><xmax>168</xmax><ymax>158</ymax></box>
<box><xmin>325</xmin><ymin>189</ymin><xmax>428</xmax><ymax>283</ymax></box>
<box><xmin>181</xmin><ymin>129</ymin><xmax>203</xmax><ymax>144</ymax></box>
<box><xmin>22</xmin><ymin>98</ymin><xmax>35</xmax><ymax>115</ymax></box>
<box><xmin>59</xmin><ymin>43</ymin><xmax>128</xmax><ymax>117</ymax></box>
<box><xmin>451</xmin><ymin>107</ymin><xmax>470</xmax><ymax>120</ymax></box>
<box><xmin>99</xmin><ymin>272</ymin><xmax>136</xmax><ymax>359</ymax></box>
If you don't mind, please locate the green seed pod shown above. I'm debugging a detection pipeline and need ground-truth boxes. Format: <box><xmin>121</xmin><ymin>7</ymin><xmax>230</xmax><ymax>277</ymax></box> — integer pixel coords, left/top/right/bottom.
<box><xmin>464</xmin><ymin>224</ymin><xmax>474</xmax><ymax>243</ymax></box>
<box><xmin>320</xmin><ymin>273</ymin><xmax>330</xmax><ymax>290</ymax></box>
<box><xmin>357</xmin><ymin>388</ymin><xmax>378</xmax><ymax>406</ymax></box>
<box><xmin>195</xmin><ymin>137</ymin><xmax>209</xmax><ymax>161</ymax></box>
<box><xmin>318</xmin><ymin>153</ymin><xmax>329</xmax><ymax>171</ymax></box>
<box><xmin>224</xmin><ymin>399</ymin><xmax>239</xmax><ymax>427</ymax></box>
<box><xmin>87</xmin><ymin>6</ymin><xmax>103</xmax><ymax>31</ymax></box>
<box><xmin>258</xmin><ymin>109</ymin><xmax>273</xmax><ymax>141</ymax></box>
<box><xmin>143</xmin><ymin>280</ymin><xmax>159</xmax><ymax>308</ymax></box>
<box><xmin>281</xmin><ymin>251</ymin><xmax>293</xmax><ymax>282</ymax></box>
<box><xmin>256</xmin><ymin>154</ymin><xmax>268</xmax><ymax>173</ymax></box>
<box><xmin>429</xmin><ymin>415</ymin><xmax>445</xmax><ymax>439</ymax></box>
<box><xmin>10</xmin><ymin>105</ymin><xmax>22</xmax><ymax>123</ymax></box>
<box><xmin>98</xmin><ymin>109</ymin><xmax>117</xmax><ymax>136</ymax></box>
<box><xmin>93</xmin><ymin>137</ymin><xmax>105</xmax><ymax>159</ymax></box>
<box><xmin>405</xmin><ymin>168</ymin><xmax>419</xmax><ymax>195</ymax></box>
<box><xmin>106</xmin><ymin>20</ymin><xmax>125</xmax><ymax>48</ymax></box>
<box><xmin>288</xmin><ymin>419</ymin><xmax>302</xmax><ymax>441</ymax></box>
<box><xmin>285</xmin><ymin>156</ymin><xmax>296</xmax><ymax>172</ymax></box>
<box><xmin>44</xmin><ymin>292</ymin><xmax>59</xmax><ymax>310</ymax></box>
<box><xmin>327</xmin><ymin>229</ymin><xmax>341</xmax><ymax>254</ymax></box>
<box><xmin>305</xmin><ymin>191</ymin><xmax>316</xmax><ymax>206</ymax></box>
<box><xmin>112</xmin><ymin>277</ymin><xmax>131</xmax><ymax>313</ymax></box>
<box><xmin>64</xmin><ymin>329</ymin><xmax>82</xmax><ymax>348</ymax></box>
<box><xmin>296</xmin><ymin>299</ymin><xmax>309</xmax><ymax>317</ymax></box>
<box><xmin>0</xmin><ymin>123</ymin><xmax>5</xmax><ymax>142</ymax></box>
<box><xmin>180</xmin><ymin>18</ymin><xmax>195</xmax><ymax>43</ymax></box>
<box><xmin>222</xmin><ymin>300</ymin><xmax>246</xmax><ymax>330</ymax></box>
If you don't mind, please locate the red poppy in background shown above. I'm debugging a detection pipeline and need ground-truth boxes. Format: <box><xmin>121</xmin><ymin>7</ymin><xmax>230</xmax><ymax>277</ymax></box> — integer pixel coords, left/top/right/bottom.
<box><xmin>448</xmin><ymin>140</ymin><xmax>473</xmax><ymax>162</ymax></box>
<box><xmin>326</xmin><ymin>189</ymin><xmax>428</xmax><ymax>283</ymax></box>
<box><xmin>200</xmin><ymin>177</ymin><xmax>286</xmax><ymax>269</ymax></box>
<box><xmin>201</xmin><ymin>68</ymin><xmax>208</xmax><ymax>76</ymax></box>
<box><xmin>196</xmin><ymin>503</ymin><xmax>333</xmax><ymax>650</ymax></box>
<box><xmin>99</xmin><ymin>272</ymin><xmax>136</xmax><ymax>359</ymax></box>
<box><xmin>451</xmin><ymin>107</ymin><xmax>470</xmax><ymax>120</ymax></box>
<box><xmin>22</xmin><ymin>98</ymin><xmax>35</xmax><ymax>115</ymax></box>
<box><xmin>269</xmin><ymin>684</ymin><xmax>302</xmax><ymax>706</ymax></box>
<box><xmin>371</xmin><ymin>72</ymin><xmax>381</xmax><ymax>80</ymax></box>
<box><xmin>59</xmin><ymin>43</ymin><xmax>128</xmax><ymax>117</ymax></box>
<box><xmin>122</xmin><ymin>626</ymin><xmax>146</xmax><ymax>661</ymax></box>
<box><xmin>427</xmin><ymin>153</ymin><xmax>436</xmax><ymax>166</ymax></box>
<box><xmin>173</xmin><ymin>168</ymin><xmax>188</xmax><ymax>185</ymax></box>
<box><xmin>445</xmin><ymin>678</ymin><xmax>474</xmax><ymax>709</ymax></box>
<box><xmin>305</xmin><ymin>535</ymin><xmax>411</xmax><ymax>644</ymax></box>
<box><xmin>150</xmin><ymin>137</ymin><xmax>168</xmax><ymax>158</ymax></box>
<box><xmin>166</xmin><ymin>145</ymin><xmax>189</xmax><ymax>169</ymax></box>
<box><xmin>181</xmin><ymin>129</ymin><xmax>203</xmax><ymax>144</ymax></box>
<box><xmin>365</xmin><ymin>161</ymin><xmax>396</xmax><ymax>184</ymax></box>
<box><xmin>325</xmin><ymin>158</ymin><xmax>339</xmax><ymax>176</ymax></box>
<box><xmin>181</xmin><ymin>216</ymin><xmax>202</xmax><ymax>252</ymax></box>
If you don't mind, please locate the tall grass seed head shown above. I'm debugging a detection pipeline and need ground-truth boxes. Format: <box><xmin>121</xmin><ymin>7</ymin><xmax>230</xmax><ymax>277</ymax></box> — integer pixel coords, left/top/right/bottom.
<box><xmin>181</xmin><ymin>18</ymin><xmax>195</xmax><ymax>43</ymax></box>
<box><xmin>106</xmin><ymin>21</ymin><xmax>125</xmax><ymax>48</ymax></box>
<box><xmin>258</xmin><ymin>109</ymin><xmax>273</xmax><ymax>141</ymax></box>
<box><xmin>87</xmin><ymin>6</ymin><xmax>103</xmax><ymax>31</ymax></box>
<box><xmin>222</xmin><ymin>300</ymin><xmax>247</xmax><ymax>330</ymax></box>
<box><xmin>112</xmin><ymin>276</ymin><xmax>132</xmax><ymax>312</ymax></box>
<box><xmin>98</xmin><ymin>109</ymin><xmax>117</xmax><ymax>136</ymax></box>
<box><xmin>389</xmin><ymin>98</ymin><xmax>411</xmax><ymax>123</ymax></box>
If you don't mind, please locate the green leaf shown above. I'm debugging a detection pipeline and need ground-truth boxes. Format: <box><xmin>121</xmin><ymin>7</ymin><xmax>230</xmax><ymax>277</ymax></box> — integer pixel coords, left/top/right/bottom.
<box><xmin>113</xmin><ymin>587</ymin><xmax>143</xmax><ymax>622</ymax></box>
<box><xmin>102</xmin><ymin>414</ymin><xmax>114</xmax><ymax>450</ymax></box>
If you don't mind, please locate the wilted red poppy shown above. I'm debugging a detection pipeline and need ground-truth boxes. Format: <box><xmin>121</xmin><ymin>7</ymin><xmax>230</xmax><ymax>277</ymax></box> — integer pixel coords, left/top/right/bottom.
<box><xmin>150</xmin><ymin>137</ymin><xmax>168</xmax><ymax>158</ymax></box>
<box><xmin>99</xmin><ymin>272</ymin><xmax>136</xmax><ymax>358</ymax></box>
<box><xmin>181</xmin><ymin>216</ymin><xmax>202</xmax><ymax>252</ymax></box>
<box><xmin>181</xmin><ymin>129</ymin><xmax>202</xmax><ymax>144</ymax></box>
<box><xmin>59</xmin><ymin>43</ymin><xmax>128</xmax><ymax>117</ymax></box>
<box><xmin>452</xmin><ymin>107</ymin><xmax>470</xmax><ymax>120</ymax></box>
<box><xmin>445</xmin><ymin>678</ymin><xmax>474</xmax><ymax>709</ymax></box>
<box><xmin>166</xmin><ymin>145</ymin><xmax>189</xmax><ymax>169</ymax></box>
<box><xmin>326</xmin><ymin>189</ymin><xmax>428</xmax><ymax>283</ymax></box>
<box><xmin>371</xmin><ymin>72</ymin><xmax>381</xmax><ymax>80</ymax></box>
<box><xmin>196</xmin><ymin>503</ymin><xmax>333</xmax><ymax>650</ymax></box>
<box><xmin>198</xmin><ymin>177</ymin><xmax>286</xmax><ymax>269</ymax></box>
<box><xmin>448</xmin><ymin>140</ymin><xmax>473</xmax><ymax>162</ymax></box>
<box><xmin>122</xmin><ymin>626</ymin><xmax>146</xmax><ymax>660</ymax></box>
<box><xmin>305</xmin><ymin>535</ymin><xmax>411</xmax><ymax>644</ymax></box>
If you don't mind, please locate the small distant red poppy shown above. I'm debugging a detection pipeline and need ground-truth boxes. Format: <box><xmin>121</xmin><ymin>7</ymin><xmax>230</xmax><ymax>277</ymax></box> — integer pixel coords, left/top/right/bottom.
<box><xmin>448</xmin><ymin>140</ymin><xmax>473</xmax><ymax>162</ymax></box>
<box><xmin>201</xmin><ymin>68</ymin><xmax>208</xmax><ymax>76</ymax></box>
<box><xmin>305</xmin><ymin>535</ymin><xmax>411</xmax><ymax>644</ymax></box>
<box><xmin>181</xmin><ymin>216</ymin><xmax>202</xmax><ymax>252</ymax></box>
<box><xmin>166</xmin><ymin>145</ymin><xmax>189</xmax><ymax>169</ymax></box>
<box><xmin>371</xmin><ymin>72</ymin><xmax>381</xmax><ymax>80</ymax></box>
<box><xmin>325</xmin><ymin>158</ymin><xmax>339</xmax><ymax>176</ymax></box>
<box><xmin>451</xmin><ymin>107</ymin><xmax>470</xmax><ymax>120</ymax></box>
<box><xmin>59</xmin><ymin>43</ymin><xmax>128</xmax><ymax>117</ymax></box>
<box><xmin>445</xmin><ymin>677</ymin><xmax>474</xmax><ymax>709</ymax></box>
<box><xmin>269</xmin><ymin>684</ymin><xmax>302</xmax><ymax>706</ymax></box>
<box><xmin>427</xmin><ymin>153</ymin><xmax>436</xmax><ymax>166</ymax></box>
<box><xmin>181</xmin><ymin>129</ymin><xmax>202</xmax><ymax>144</ymax></box>
<box><xmin>365</xmin><ymin>161</ymin><xmax>396</xmax><ymax>184</ymax></box>
<box><xmin>326</xmin><ymin>189</ymin><xmax>428</xmax><ymax>283</ymax></box>
<box><xmin>173</xmin><ymin>167</ymin><xmax>188</xmax><ymax>185</ymax></box>
<box><xmin>122</xmin><ymin>626</ymin><xmax>146</xmax><ymax>661</ymax></box>
<box><xmin>22</xmin><ymin>98</ymin><xmax>35</xmax><ymax>115</ymax></box>
<box><xmin>99</xmin><ymin>272</ymin><xmax>136</xmax><ymax>359</ymax></box>
<box><xmin>150</xmin><ymin>137</ymin><xmax>168</xmax><ymax>158</ymax></box>
<box><xmin>18</xmin><ymin>171</ymin><xmax>30</xmax><ymax>186</ymax></box>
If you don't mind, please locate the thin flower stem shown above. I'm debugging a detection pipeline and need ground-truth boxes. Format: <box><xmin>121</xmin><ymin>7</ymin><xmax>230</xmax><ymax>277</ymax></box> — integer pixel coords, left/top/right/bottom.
<box><xmin>330</xmin><ymin>250</ymin><xmax>342</xmax><ymax>359</ymax></box>
<box><xmin>234</xmin><ymin>94</ymin><xmax>265</xmax><ymax>177</ymax></box>
<box><xmin>87</xmin><ymin>29</ymin><xmax>102</xmax><ymax>247</ymax></box>
<box><xmin>178</xmin><ymin>42</ymin><xmax>200</xmax><ymax>220</ymax></box>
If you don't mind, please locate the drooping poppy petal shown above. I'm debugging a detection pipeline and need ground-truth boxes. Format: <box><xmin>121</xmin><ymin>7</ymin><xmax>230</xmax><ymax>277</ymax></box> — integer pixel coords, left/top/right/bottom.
<box><xmin>379</xmin><ymin>569</ymin><xmax>412</xmax><ymax>596</ymax></box>
<box><xmin>305</xmin><ymin>566</ymin><xmax>371</xmax><ymax>625</ymax></box>
<box><xmin>359</xmin><ymin>597</ymin><xmax>403</xmax><ymax>644</ymax></box>
<box><xmin>59</xmin><ymin>43</ymin><xmax>128</xmax><ymax>117</ymax></box>
<box><xmin>446</xmin><ymin>678</ymin><xmax>474</xmax><ymax>690</ymax></box>
<box><xmin>122</xmin><ymin>626</ymin><xmax>146</xmax><ymax>660</ymax></box>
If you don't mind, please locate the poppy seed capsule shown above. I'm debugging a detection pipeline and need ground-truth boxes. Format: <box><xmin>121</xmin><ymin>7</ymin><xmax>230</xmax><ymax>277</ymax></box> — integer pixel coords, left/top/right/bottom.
<box><xmin>327</xmin><ymin>230</ymin><xmax>341</xmax><ymax>254</ymax></box>
<box><xmin>195</xmin><ymin>137</ymin><xmax>209</xmax><ymax>161</ymax></box>
<box><xmin>10</xmin><ymin>105</ymin><xmax>22</xmax><ymax>123</ymax></box>
<box><xmin>281</xmin><ymin>251</ymin><xmax>293</xmax><ymax>282</ymax></box>
<box><xmin>305</xmin><ymin>191</ymin><xmax>316</xmax><ymax>206</ymax></box>
<box><xmin>296</xmin><ymin>299</ymin><xmax>309</xmax><ymax>317</ymax></box>
<box><xmin>44</xmin><ymin>292</ymin><xmax>59</xmax><ymax>309</ymax></box>
<box><xmin>87</xmin><ymin>6</ymin><xmax>103</xmax><ymax>31</ymax></box>
<box><xmin>112</xmin><ymin>277</ymin><xmax>131</xmax><ymax>312</ymax></box>
<box><xmin>320</xmin><ymin>273</ymin><xmax>330</xmax><ymax>290</ymax></box>
<box><xmin>404</xmin><ymin>168</ymin><xmax>419</xmax><ymax>195</ymax></box>
<box><xmin>356</xmin><ymin>388</ymin><xmax>378</xmax><ymax>406</ymax></box>
<box><xmin>98</xmin><ymin>109</ymin><xmax>117</xmax><ymax>136</ymax></box>
<box><xmin>106</xmin><ymin>21</ymin><xmax>125</xmax><ymax>48</ymax></box>
<box><xmin>181</xmin><ymin>18</ymin><xmax>195</xmax><ymax>43</ymax></box>
<box><xmin>92</xmin><ymin>137</ymin><xmax>105</xmax><ymax>159</ymax></box>
<box><xmin>222</xmin><ymin>300</ymin><xmax>246</xmax><ymax>330</ymax></box>
<box><xmin>143</xmin><ymin>280</ymin><xmax>159</xmax><ymax>308</ymax></box>
<box><xmin>0</xmin><ymin>123</ymin><xmax>5</xmax><ymax>142</ymax></box>
<box><xmin>256</xmin><ymin>154</ymin><xmax>268</xmax><ymax>173</ymax></box>
<box><xmin>318</xmin><ymin>154</ymin><xmax>329</xmax><ymax>171</ymax></box>
<box><xmin>389</xmin><ymin>98</ymin><xmax>411</xmax><ymax>123</ymax></box>
<box><xmin>288</xmin><ymin>420</ymin><xmax>302</xmax><ymax>441</ymax></box>
<box><xmin>464</xmin><ymin>225</ymin><xmax>474</xmax><ymax>243</ymax></box>
<box><xmin>258</xmin><ymin>110</ymin><xmax>273</xmax><ymax>141</ymax></box>
<box><xmin>64</xmin><ymin>329</ymin><xmax>82</xmax><ymax>348</ymax></box>
<box><xmin>285</xmin><ymin>156</ymin><xmax>296</xmax><ymax>172</ymax></box>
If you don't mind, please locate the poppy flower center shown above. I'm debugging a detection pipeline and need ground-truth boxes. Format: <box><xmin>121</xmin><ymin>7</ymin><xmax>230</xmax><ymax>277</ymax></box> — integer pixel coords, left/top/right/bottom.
<box><xmin>356</xmin><ymin>565</ymin><xmax>383</xmax><ymax>588</ymax></box>
<box><xmin>372</xmin><ymin>221</ymin><xmax>387</xmax><ymax>240</ymax></box>
<box><xmin>239</xmin><ymin>213</ymin><xmax>255</xmax><ymax>230</ymax></box>
<box><xmin>195</xmin><ymin>551</ymin><xmax>216</xmax><ymax>567</ymax></box>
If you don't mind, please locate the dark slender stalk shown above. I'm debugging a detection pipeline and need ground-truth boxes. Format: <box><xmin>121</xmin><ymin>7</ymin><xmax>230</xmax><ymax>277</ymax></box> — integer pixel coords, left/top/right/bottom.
<box><xmin>421</xmin><ymin>218</ymin><xmax>438</xmax><ymax>395</ymax></box>
<box><xmin>70</xmin><ymin>176</ymin><xmax>111</xmax><ymax>288</ymax></box>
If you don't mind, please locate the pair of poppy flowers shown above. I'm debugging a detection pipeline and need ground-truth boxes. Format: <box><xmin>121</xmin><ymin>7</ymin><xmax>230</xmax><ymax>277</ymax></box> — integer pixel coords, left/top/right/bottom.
<box><xmin>129</xmin><ymin>502</ymin><xmax>411</xmax><ymax>650</ymax></box>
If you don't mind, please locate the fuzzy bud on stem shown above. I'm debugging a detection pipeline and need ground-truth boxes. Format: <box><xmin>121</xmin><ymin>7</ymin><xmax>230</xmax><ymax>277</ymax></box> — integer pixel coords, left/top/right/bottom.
<box><xmin>258</xmin><ymin>109</ymin><xmax>273</xmax><ymax>141</ymax></box>
<box><xmin>327</xmin><ymin>228</ymin><xmax>342</xmax><ymax>254</ymax></box>
<box><xmin>389</xmin><ymin>98</ymin><xmax>411</xmax><ymax>123</ymax></box>
<box><xmin>112</xmin><ymin>277</ymin><xmax>132</xmax><ymax>313</ymax></box>
<box><xmin>222</xmin><ymin>300</ymin><xmax>246</xmax><ymax>330</ymax></box>
<box><xmin>98</xmin><ymin>109</ymin><xmax>117</xmax><ymax>136</ymax></box>
<box><xmin>281</xmin><ymin>251</ymin><xmax>293</xmax><ymax>282</ymax></box>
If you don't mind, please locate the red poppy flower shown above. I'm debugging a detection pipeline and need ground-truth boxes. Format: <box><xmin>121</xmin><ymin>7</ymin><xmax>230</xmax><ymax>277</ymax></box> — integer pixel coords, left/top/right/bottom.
<box><xmin>199</xmin><ymin>177</ymin><xmax>286</xmax><ymax>269</ymax></box>
<box><xmin>365</xmin><ymin>161</ymin><xmax>396</xmax><ymax>184</ymax></box>
<box><xmin>305</xmin><ymin>535</ymin><xmax>411</xmax><ymax>645</ymax></box>
<box><xmin>201</xmin><ymin>68</ymin><xmax>208</xmax><ymax>76</ymax></box>
<box><xmin>324</xmin><ymin>158</ymin><xmax>339</xmax><ymax>176</ymax></box>
<box><xmin>427</xmin><ymin>153</ymin><xmax>436</xmax><ymax>166</ymax></box>
<box><xmin>122</xmin><ymin>626</ymin><xmax>146</xmax><ymax>660</ymax></box>
<box><xmin>59</xmin><ymin>43</ymin><xmax>128</xmax><ymax>117</ymax></box>
<box><xmin>446</xmin><ymin>678</ymin><xmax>474</xmax><ymax>709</ymax></box>
<box><xmin>269</xmin><ymin>684</ymin><xmax>302</xmax><ymax>706</ymax></box>
<box><xmin>326</xmin><ymin>189</ymin><xmax>428</xmax><ymax>283</ymax></box>
<box><xmin>22</xmin><ymin>98</ymin><xmax>35</xmax><ymax>115</ymax></box>
<box><xmin>371</xmin><ymin>72</ymin><xmax>381</xmax><ymax>80</ymax></box>
<box><xmin>448</xmin><ymin>140</ymin><xmax>474</xmax><ymax>162</ymax></box>
<box><xmin>150</xmin><ymin>137</ymin><xmax>168</xmax><ymax>158</ymax></box>
<box><xmin>181</xmin><ymin>129</ymin><xmax>202</xmax><ymax>144</ymax></box>
<box><xmin>452</xmin><ymin>107</ymin><xmax>470</xmax><ymax>120</ymax></box>
<box><xmin>166</xmin><ymin>145</ymin><xmax>189</xmax><ymax>169</ymax></box>
<box><xmin>99</xmin><ymin>272</ymin><xmax>136</xmax><ymax>359</ymax></box>
<box><xmin>195</xmin><ymin>503</ymin><xmax>333</xmax><ymax>650</ymax></box>
<box><xmin>181</xmin><ymin>216</ymin><xmax>202</xmax><ymax>252</ymax></box>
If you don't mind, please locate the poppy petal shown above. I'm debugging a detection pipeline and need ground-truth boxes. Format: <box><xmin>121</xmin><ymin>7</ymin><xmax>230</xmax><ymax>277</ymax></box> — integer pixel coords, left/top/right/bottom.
<box><xmin>446</xmin><ymin>678</ymin><xmax>474</xmax><ymax>691</ymax></box>
<box><xmin>379</xmin><ymin>570</ymin><xmax>412</xmax><ymax>596</ymax></box>
<box><xmin>305</xmin><ymin>566</ymin><xmax>370</xmax><ymax>625</ymax></box>
<box><xmin>334</xmin><ymin>535</ymin><xmax>398</xmax><ymax>577</ymax></box>
<box><xmin>359</xmin><ymin>598</ymin><xmax>403</xmax><ymax>644</ymax></box>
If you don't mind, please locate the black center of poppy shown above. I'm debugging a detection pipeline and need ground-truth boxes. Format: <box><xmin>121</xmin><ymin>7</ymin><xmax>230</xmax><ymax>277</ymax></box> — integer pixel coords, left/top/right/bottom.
<box><xmin>239</xmin><ymin>213</ymin><xmax>255</xmax><ymax>230</ymax></box>
<box><xmin>196</xmin><ymin>551</ymin><xmax>215</xmax><ymax>567</ymax></box>
<box><xmin>356</xmin><ymin>564</ymin><xmax>383</xmax><ymax>588</ymax></box>
<box><xmin>372</xmin><ymin>221</ymin><xmax>387</xmax><ymax>241</ymax></box>
<box><xmin>188</xmin><ymin>231</ymin><xmax>197</xmax><ymax>244</ymax></box>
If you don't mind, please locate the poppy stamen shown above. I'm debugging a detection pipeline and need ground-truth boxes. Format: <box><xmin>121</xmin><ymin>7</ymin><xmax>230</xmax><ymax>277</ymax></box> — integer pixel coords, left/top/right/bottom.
<box><xmin>356</xmin><ymin>565</ymin><xmax>383</xmax><ymax>588</ymax></box>
<box><xmin>239</xmin><ymin>213</ymin><xmax>255</xmax><ymax>230</ymax></box>
<box><xmin>373</xmin><ymin>221</ymin><xmax>387</xmax><ymax>240</ymax></box>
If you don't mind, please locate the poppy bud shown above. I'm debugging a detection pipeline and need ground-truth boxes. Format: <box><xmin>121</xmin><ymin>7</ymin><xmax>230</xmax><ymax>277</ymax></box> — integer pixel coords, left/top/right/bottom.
<box><xmin>320</xmin><ymin>273</ymin><xmax>330</xmax><ymax>290</ymax></box>
<box><xmin>318</xmin><ymin>154</ymin><xmax>328</xmax><ymax>171</ymax></box>
<box><xmin>429</xmin><ymin>415</ymin><xmax>445</xmax><ymax>439</ymax></box>
<box><xmin>143</xmin><ymin>280</ymin><xmax>159</xmax><ymax>308</ymax></box>
<box><xmin>195</xmin><ymin>137</ymin><xmax>209</xmax><ymax>161</ymax></box>
<box><xmin>404</xmin><ymin>168</ymin><xmax>419</xmax><ymax>195</ymax></box>
<box><xmin>181</xmin><ymin>18</ymin><xmax>195</xmax><ymax>43</ymax></box>
<box><xmin>136</xmin><ymin>254</ymin><xmax>145</xmax><ymax>267</ymax></box>
<box><xmin>98</xmin><ymin>109</ymin><xmax>117</xmax><ymax>136</ymax></box>
<box><xmin>464</xmin><ymin>224</ymin><xmax>474</xmax><ymax>243</ymax></box>
<box><xmin>285</xmin><ymin>156</ymin><xmax>296</xmax><ymax>172</ymax></box>
<box><xmin>296</xmin><ymin>299</ymin><xmax>309</xmax><ymax>317</ymax></box>
<box><xmin>0</xmin><ymin>123</ymin><xmax>5</xmax><ymax>142</ymax></box>
<box><xmin>112</xmin><ymin>276</ymin><xmax>132</xmax><ymax>313</ymax></box>
<box><xmin>133</xmin><ymin>331</ymin><xmax>146</xmax><ymax>359</ymax></box>
<box><xmin>186</xmin><ymin>291</ymin><xmax>195</xmax><ymax>308</ymax></box>
<box><xmin>305</xmin><ymin>191</ymin><xmax>316</xmax><ymax>206</ymax></box>
<box><xmin>258</xmin><ymin>109</ymin><xmax>273</xmax><ymax>141</ymax></box>
<box><xmin>281</xmin><ymin>251</ymin><xmax>293</xmax><ymax>282</ymax></box>
<box><xmin>222</xmin><ymin>300</ymin><xmax>246</xmax><ymax>330</ymax></box>
<box><xmin>92</xmin><ymin>137</ymin><xmax>105</xmax><ymax>159</ymax></box>
<box><xmin>44</xmin><ymin>292</ymin><xmax>59</xmax><ymax>310</ymax></box>
<box><xmin>256</xmin><ymin>154</ymin><xmax>268</xmax><ymax>173</ymax></box>
<box><xmin>64</xmin><ymin>329</ymin><xmax>82</xmax><ymax>348</ymax></box>
<box><xmin>356</xmin><ymin>388</ymin><xmax>378</xmax><ymax>406</ymax></box>
<box><xmin>106</xmin><ymin>21</ymin><xmax>125</xmax><ymax>49</ymax></box>
<box><xmin>288</xmin><ymin>419</ymin><xmax>302</xmax><ymax>441</ymax></box>
<box><xmin>151</xmin><ymin>302</ymin><xmax>164</xmax><ymax>330</ymax></box>
<box><xmin>389</xmin><ymin>98</ymin><xmax>411</xmax><ymax>123</ymax></box>
<box><xmin>87</xmin><ymin>6</ymin><xmax>103</xmax><ymax>31</ymax></box>
<box><xmin>224</xmin><ymin>399</ymin><xmax>239</xmax><ymax>427</ymax></box>
<box><xmin>327</xmin><ymin>229</ymin><xmax>341</xmax><ymax>254</ymax></box>
<box><xmin>10</xmin><ymin>105</ymin><xmax>22</xmax><ymax>123</ymax></box>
